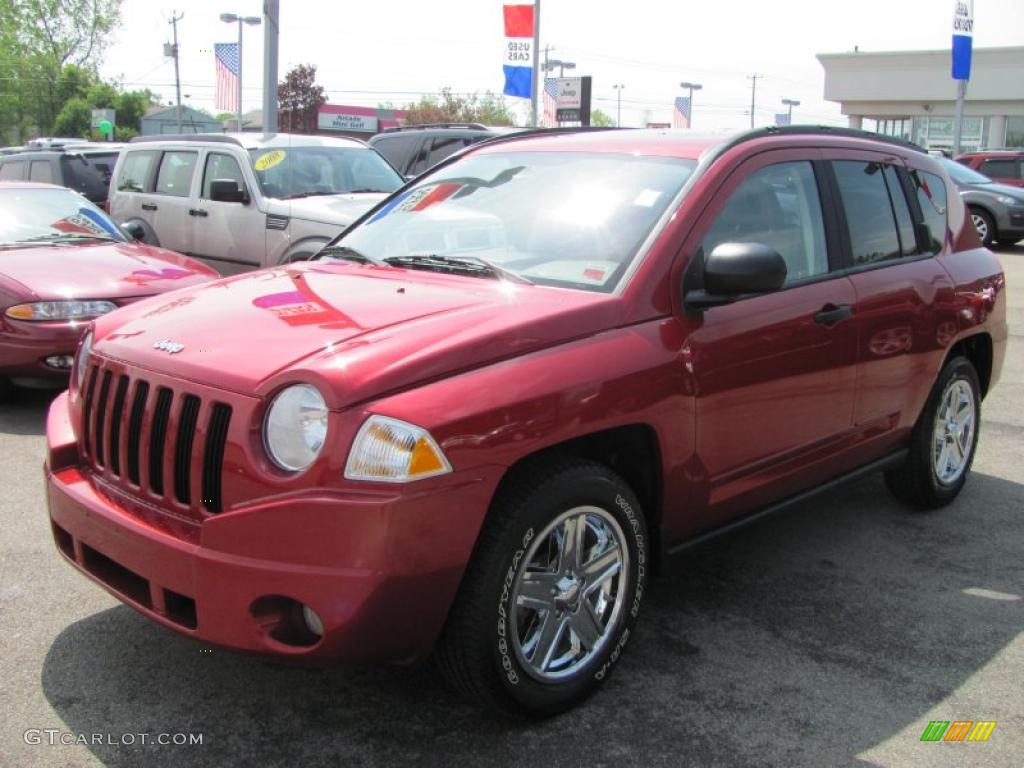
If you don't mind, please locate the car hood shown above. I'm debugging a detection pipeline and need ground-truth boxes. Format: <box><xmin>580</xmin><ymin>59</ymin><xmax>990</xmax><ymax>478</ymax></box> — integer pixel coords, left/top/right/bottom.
<box><xmin>960</xmin><ymin>182</ymin><xmax>1024</xmax><ymax>202</ymax></box>
<box><xmin>92</xmin><ymin>262</ymin><xmax>621</xmax><ymax>405</ymax></box>
<box><xmin>266</xmin><ymin>193</ymin><xmax>389</xmax><ymax>225</ymax></box>
<box><xmin>0</xmin><ymin>241</ymin><xmax>218</xmax><ymax>301</ymax></box>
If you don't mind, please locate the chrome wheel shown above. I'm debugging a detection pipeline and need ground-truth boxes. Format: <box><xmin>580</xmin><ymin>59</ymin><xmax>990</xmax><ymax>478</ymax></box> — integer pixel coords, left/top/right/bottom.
<box><xmin>971</xmin><ymin>212</ymin><xmax>989</xmax><ymax>242</ymax></box>
<box><xmin>510</xmin><ymin>505</ymin><xmax>629</xmax><ymax>682</ymax></box>
<box><xmin>932</xmin><ymin>378</ymin><xmax>976</xmax><ymax>486</ymax></box>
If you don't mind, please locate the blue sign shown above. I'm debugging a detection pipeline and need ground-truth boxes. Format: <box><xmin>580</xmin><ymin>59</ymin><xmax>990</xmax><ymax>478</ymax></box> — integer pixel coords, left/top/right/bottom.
<box><xmin>952</xmin><ymin>0</ymin><xmax>973</xmax><ymax>80</ymax></box>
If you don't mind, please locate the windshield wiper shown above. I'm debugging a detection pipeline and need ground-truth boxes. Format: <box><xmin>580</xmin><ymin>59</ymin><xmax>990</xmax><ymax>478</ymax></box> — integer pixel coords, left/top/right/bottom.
<box><xmin>280</xmin><ymin>191</ymin><xmax>343</xmax><ymax>200</ymax></box>
<box><xmin>12</xmin><ymin>232</ymin><xmax>120</xmax><ymax>245</ymax></box>
<box><xmin>315</xmin><ymin>244</ymin><xmax>385</xmax><ymax>266</ymax></box>
<box><xmin>383</xmin><ymin>254</ymin><xmax>532</xmax><ymax>285</ymax></box>
<box><xmin>344</xmin><ymin>188</ymin><xmax>391</xmax><ymax>194</ymax></box>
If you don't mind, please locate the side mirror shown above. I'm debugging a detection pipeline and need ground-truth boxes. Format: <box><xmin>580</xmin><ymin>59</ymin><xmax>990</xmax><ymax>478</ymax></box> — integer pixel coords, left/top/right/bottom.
<box><xmin>209</xmin><ymin>179</ymin><xmax>248</xmax><ymax>204</ymax></box>
<box><xmin>685</xmin><ymin>242</ymin><xmax>787</xmax><ymax>310</ymax></box>
<box><xmin>121</xmin><ymin>221</ymin><xmax>145</xmax><ymax>241</ymax></box>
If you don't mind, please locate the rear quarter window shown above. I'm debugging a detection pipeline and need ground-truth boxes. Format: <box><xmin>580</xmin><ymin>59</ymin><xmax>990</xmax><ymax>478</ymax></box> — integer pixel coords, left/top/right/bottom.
<box><xmin>63</xmin><ymin>153</ymin><xmax>118</xmax><ymax>202</ymax></box>
<box><xmin>0</xmin><ymin>160</ymin><xmax>25</xmax><ymax>180</ymax></box>
<box><xmin>117</xmin><ymin>150</ymin><xmax>160</xmax><ymax>192</ymax></box>
<box><xmin>909</xmin><ymin>169</ymin><xmax>948</xmax><ymax>254</ymax></box>
<box><xmin>372</xmin><ymin>134</ymin><xmax>421</xmax><ymax>175</ymax></box>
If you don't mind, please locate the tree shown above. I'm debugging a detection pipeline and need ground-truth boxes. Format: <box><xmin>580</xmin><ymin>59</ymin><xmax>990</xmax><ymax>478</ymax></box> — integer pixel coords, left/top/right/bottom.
<box><xmin>590</xmin><ymin>109</ymin><xmax>615</xmax><ymax>127</ymax></box>
<box><xmin>278</xmin><ymin>64</ymin><xmax>326</xmax><ymax>133</ymax></box>
<box><xmin>14</xmin><ymin>0</ymin><xmax>122</xmax><ymax>68</ymax></box>
<box><xmin>52</xmin><ymin>96</ymin><xmax>92</xmax><ymax>137</ymax></box>
<box><xmin>401</xmin><ymin>88</ymin><xmax>516</xmax><ymax>127</ymax></box>
<box><xmin>215</xmin><ymin>112</ymin><xmax>235</xmax><ymax>122</ymax></box>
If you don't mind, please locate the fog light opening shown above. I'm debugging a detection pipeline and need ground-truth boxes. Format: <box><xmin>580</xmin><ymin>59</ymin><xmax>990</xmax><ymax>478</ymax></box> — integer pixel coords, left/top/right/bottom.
<box><xmin>302</xmin><ymin>605</ymin><xmax>324</xmax><ymax>637</ymax></box>
<box><xmin>44</xmin><ymin>355</ymin><xmax>75</xmax><ymax>369</ymax></box>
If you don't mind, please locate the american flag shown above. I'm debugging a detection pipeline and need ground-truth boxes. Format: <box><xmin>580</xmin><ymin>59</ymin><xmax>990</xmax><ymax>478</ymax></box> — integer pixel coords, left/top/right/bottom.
<box><xmin>542</xmin><ymin>78</ymin><xmax>559</xmax><ymax>127</ymax></box>
<box><xmin>672</xmin><ymin>96</ymin><xmax>691</xmax><ymax>129</ymax></box>
<box><xmin>215</xmin><ymin>42</ymin><xmax>239</xmax><ymax>113</ymax></box>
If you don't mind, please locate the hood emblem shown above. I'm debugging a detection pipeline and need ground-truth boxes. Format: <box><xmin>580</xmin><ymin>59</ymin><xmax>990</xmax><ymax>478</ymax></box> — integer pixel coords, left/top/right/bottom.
<box><xmin>153</xmin><ymin>339</ymin><xmax>185</xmax><ymax>354</ymax></box>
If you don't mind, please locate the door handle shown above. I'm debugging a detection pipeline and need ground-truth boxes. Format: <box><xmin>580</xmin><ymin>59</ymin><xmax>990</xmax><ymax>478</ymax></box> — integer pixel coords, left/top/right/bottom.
<box><xmin>814</xmin><ymin>303</ymin><xmax>854</xmax><ymax>326</ymax></box>
<box><xmin>141</xmin><ymin>203</ymin><xmax>158</xmax><ymax>211</ymax></box>
<box><xmin>189</xmin><ymin>208</ymin><xmax>208</xmax><ymax>218</ymax></box>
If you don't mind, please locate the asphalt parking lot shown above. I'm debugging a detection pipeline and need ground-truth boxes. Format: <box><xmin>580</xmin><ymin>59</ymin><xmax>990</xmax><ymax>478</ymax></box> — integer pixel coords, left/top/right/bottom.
<box><xmin>2</xmin><ymin>246</ymin><xmax>1022</xmax><ymax>768</ymax></box>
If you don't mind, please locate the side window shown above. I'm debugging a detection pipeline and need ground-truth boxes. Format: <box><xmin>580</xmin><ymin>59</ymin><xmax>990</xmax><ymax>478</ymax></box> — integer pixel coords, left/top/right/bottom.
<box><xmin>372</xmin><ymin>135</ymin><xmax>420</xmax><ymax>174</ymax></box>
<box><xmin>29</xmin><ymin>160</ymin><xmax>54</xmax><ymax>183</ymax></box>
<box><xmin>909</xmin><ymin>169</ymin><xmax>948</xmax><ymax>254</ymax></box>
<box><xmin>117</xmin><ymin>150</ymin><xmax>159</xmax><ymax>192</ymax></box>
<box><xmin>155</xmin><ymin>151</ymin><xmax>198</xmax><ymax>197</ymax></box>
<box><xmin>702</xmin><ymin>161</ymin><xmax>828</xmax><ymax>285</ymax></box>
<box><xmin>833</xmin><ymin>160</ymin><xmax>901</xmax><ymax>266</ymax></box>
<box><xmin>407</xmin><ymin>140</ymin><xmax>432</xmax><ymax>177</ymax></box>
<box><xmin>427</xmin><ymin>136</ymin><xmax>470</xmax><ymax>167</ymax></box>
<box><xmin>979</xmin><ymin>158</ymin><xmax>1017</xmax><ymax>179</ymax></box>
<box><xmin>882</xmin><ymin>165</ymin><xmax>917</xmax><ymax>256</ymax></box>
<box><xmin>202</xmin><ymin>152</ymin><xmax>246</xmax><ymax>199</ymax></box>
<box><xmin>0</xmin><ymin>160</ymin><xmax>25</xmax><ymax>180</ymax></box>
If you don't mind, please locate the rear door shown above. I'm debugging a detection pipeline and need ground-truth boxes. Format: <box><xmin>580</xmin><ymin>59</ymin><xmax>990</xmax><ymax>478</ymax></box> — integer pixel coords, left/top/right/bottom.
<box><xmin>827</xmin><ymin>150</ymin><xmax>956</xmax><ymax>448</ymax></box>
<box><xmin>682</xmin><ymin>149</ymin><xmax>859</xmax><ymax>524</ymax></box>
<box><xmin>111</xmin><ymin>149</ymin><xmax>161</xmax><ymax>231</ymax></box>
<box><xmin>149</xmin><ymin>149</ymin><xmax>199</xmax><ymax>254</ymax></box>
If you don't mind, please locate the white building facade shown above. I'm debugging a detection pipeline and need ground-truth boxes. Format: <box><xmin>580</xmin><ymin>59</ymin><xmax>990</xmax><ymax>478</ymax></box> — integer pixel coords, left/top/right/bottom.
<box><xmin>817</xmin><ymin>47</ymin><xmax>1024</xmax><ymax>152</ymax></box>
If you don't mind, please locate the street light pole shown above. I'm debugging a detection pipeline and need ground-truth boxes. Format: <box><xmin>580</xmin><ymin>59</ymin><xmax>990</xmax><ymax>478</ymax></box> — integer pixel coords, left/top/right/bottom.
<box><xmin>262</xmin><ymin>0</ymin><xmax>279</xmax><ymax>133</ymax></box>
<box><xmin>679</xmin><ymin>81</ymin><xmax>702</xmax><ymax>128</ymax></box>
<box><xmin>220</xmin><ymin>12</ymin><xmax>261</xmax><ymax>133</ymax></box>
<box><xmin>613</xmin><ymin>84</ymin><xmax>625</xmax><ymax>127</ymax></box>
<box><xmin>782</xmin><ymin>98</ymin><xmax>800</xmax><ymax>125</ymax></box>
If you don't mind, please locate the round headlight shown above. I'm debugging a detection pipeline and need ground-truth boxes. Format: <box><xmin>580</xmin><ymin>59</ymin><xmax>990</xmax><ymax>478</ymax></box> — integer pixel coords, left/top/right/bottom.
<box><xmin>263</xmin><ymin>384</ymin><xmax>328</xmax><ymax>472</ymax></box>
<box><xmin>75</xmin><ymin>330</ymin><xmax>93</xmax><ymax>392</ymax></box>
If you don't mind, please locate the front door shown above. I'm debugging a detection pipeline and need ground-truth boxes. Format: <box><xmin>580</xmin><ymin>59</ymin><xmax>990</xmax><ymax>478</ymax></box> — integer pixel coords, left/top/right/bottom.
<box><xmin>189</xmin><ymin>150</ymin><xmax>265</xmax><ymax>272</ymax></box>
<box><xmin>681</xmin><ymin>150</ymin><xmax>859</xmax><ymax>527</ymax></box>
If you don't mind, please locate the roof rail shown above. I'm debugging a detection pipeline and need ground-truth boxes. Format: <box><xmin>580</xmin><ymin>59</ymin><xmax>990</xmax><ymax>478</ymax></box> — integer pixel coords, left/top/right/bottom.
<box><xmin>381</xmin><ymin>123</ymin><xmax>490</xmax><ymax>133</ymax></box>
<box><xmin>721</xmin><ymin>124</ymin><xmax>927</xmax><ymax>155</ymax></box>
<box><xmin>128</xmin><ymin>133</ymin><xmax>244</xmax><ymax>146</ymax></box>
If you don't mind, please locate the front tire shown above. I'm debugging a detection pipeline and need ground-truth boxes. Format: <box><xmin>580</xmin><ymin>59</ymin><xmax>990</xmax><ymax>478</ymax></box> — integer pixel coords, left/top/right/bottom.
<box><xmin>885</xmin><ymin>356</ymin><xmax>981</xmax><ymax>509</ymax></box>
<box><xmin>969</xmin><ymin>207</ymin><xmax>996</xmax><ymax>247</ymax></box>
<box><xmin>436</xmin><ymin>458</ymin><xmax>648</xmax><ymax>717</ymax></box>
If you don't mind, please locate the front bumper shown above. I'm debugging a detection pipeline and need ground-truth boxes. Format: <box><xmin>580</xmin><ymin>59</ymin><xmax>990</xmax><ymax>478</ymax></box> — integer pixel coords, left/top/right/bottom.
<box><xmin>45</xmin><ymin>391</ymin><xmax>502</xmax><ymax>663</ymax></box>
<box><xmin>0</xmin><ymin>321</ymin><xmax>83</xmax><ymax>378</ymax></box>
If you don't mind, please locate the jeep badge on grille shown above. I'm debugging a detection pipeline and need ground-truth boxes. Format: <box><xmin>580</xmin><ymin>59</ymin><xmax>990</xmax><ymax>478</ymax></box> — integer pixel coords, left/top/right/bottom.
<box><xmin>153</xmin><ymin>339</ymin><xmax>185</xmax><ymax>354</ymax></box>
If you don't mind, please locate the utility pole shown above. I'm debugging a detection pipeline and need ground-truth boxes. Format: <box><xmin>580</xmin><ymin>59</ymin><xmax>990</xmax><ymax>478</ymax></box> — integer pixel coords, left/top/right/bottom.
<box><xmin>748</xmin><ymin>73</ymin><xmax>761</xmax><ymax>129</ymax></box>
<box><xmin>262</xmin><ymin>0</ymin><xmax>279</xmax><ymax>133</ymax></box>
<box><xmin>169</xmin><ymin>12</ymin><xmax>184</xmax><ymax>132</ymax></box>
<box><xmin>530</xmin><ymin>0</ymin><xmax>541</xmax><ymax>126</ymax></box>
<box><xmin>613</xmin><ymin>84</ymin><xmax>625</xmax><ymax>127</ymax></box>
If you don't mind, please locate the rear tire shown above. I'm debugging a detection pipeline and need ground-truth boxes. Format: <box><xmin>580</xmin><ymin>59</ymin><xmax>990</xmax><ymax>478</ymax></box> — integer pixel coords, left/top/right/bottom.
<box><xmin>436</xmin><ymin>458</ymin><xmax>648</xmax><ymax>717</ymax></box>
<box><xmin>0</xmin><ymin>377</ymin><xmax>12</xmax><ymax>402</ymax></box>
<box><xmin>885</xmin><ymin>356</ymin><xmax>981</xmax><ymax>509</ymax></box>
<box><xmin>969</xmin><ymin>207</ymin><xmax>996</xmax><ymax>247</ymax></box>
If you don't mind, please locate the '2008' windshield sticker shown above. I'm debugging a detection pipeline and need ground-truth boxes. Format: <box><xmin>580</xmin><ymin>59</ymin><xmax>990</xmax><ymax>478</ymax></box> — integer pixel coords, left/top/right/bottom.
<box><xmin>254</xmin><ymin>150</ymin><xmax>287</xmax><ymax>171</ymax></box>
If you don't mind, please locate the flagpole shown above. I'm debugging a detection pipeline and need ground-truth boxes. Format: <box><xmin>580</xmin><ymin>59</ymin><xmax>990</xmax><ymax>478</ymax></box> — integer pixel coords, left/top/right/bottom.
<box><xmin>530</xmin><ymin>0</ymin><xmax>540</xmax><ymax>126</ymax></box>
<box><xmin>236</xmin><ymin>18</ymin><xmax>243</xmax><ymax>132</ymax></box>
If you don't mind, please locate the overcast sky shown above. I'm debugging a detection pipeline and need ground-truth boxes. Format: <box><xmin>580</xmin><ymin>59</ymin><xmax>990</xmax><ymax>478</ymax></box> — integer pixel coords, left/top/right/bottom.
<box><xmin>98</xmin><ymin>0</ymin><xmax>1024</xmax><ymax>129</ymax></box>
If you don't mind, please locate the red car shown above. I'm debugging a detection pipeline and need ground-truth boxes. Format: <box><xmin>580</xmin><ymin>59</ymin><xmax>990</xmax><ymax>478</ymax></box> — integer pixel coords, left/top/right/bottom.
<box><xmin>45</xmin><ymin>128</ymin><xmax>1006</xmax><ymax>716</ymax></box>
<box><xmin>0</xmin><ymin>182</ymin><xmax>218</xmax><ymax>397</ymax></box>
<box><xmin>955</xmin><ymin>150</ymin><xmax>1024</xmax><ymax>188</ymax></box>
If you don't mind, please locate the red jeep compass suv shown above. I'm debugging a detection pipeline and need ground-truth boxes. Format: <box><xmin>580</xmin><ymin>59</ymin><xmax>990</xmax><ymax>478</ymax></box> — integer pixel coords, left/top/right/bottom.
<box><xmin>45</xmin><ymin>127</ymin><xmax>1006</xmax><ymax>716</ymax></box>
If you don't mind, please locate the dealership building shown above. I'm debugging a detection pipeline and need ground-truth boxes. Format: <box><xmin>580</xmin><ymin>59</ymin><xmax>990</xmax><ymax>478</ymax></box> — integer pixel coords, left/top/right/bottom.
<box><xmin>817</xmin><ymin>46</ymin><xmax>1024</xmax><ymax>152</ymax></box>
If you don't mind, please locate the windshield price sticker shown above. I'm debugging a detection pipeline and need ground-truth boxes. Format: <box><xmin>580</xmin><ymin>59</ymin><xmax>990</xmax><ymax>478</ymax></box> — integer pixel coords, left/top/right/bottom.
<box><xmin>254</xmin><ymin>150</ymin><xmax>287</xmax><ymax>171</ymax></box>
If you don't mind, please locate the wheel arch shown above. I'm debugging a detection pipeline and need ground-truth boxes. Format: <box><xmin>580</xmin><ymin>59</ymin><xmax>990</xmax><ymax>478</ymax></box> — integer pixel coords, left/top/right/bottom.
<box><xmin>944</xmin><ymin>332</ymin><xmax>993</xmax><ymax>399</ymax></box>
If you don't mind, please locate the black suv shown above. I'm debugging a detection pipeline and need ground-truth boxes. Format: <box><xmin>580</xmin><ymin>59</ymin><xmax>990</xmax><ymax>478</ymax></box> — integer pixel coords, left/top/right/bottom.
<box><xmin>0</xmin><ymin>145</ymin><xmax>123</xmax><ymax>206</ymax></box>
<box><xmin>369</xmin><ymin>123</ymin><xmax>519</xmax><ymax>179</ymax></box>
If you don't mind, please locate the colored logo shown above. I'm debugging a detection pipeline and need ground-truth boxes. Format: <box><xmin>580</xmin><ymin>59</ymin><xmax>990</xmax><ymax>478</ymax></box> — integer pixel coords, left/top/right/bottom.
<box><xmin>920</xmin><ymin>720</ymin><xmax>996</xmax><ymax>742</ymax></box>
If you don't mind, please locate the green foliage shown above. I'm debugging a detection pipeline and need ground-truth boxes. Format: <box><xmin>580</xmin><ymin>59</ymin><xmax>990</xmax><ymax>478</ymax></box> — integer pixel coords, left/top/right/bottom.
<box><xmin>215</xmin><ymin>112</ymin><xmax>235</xmax><ymax>122</ymax></box>
<box><xmin>590</xmin><ymin>109</ymin><xmax>615</xmax><ymax>127</ymax></box>
<box><xmin>402</xmin><ymin>88</ymin><xmax>516</xmax><ymax>127</ymax></box>
<box><xmin>52</xmin><ymin>97</ymin><xmax>92</xmax><ymax>138</ymax></box>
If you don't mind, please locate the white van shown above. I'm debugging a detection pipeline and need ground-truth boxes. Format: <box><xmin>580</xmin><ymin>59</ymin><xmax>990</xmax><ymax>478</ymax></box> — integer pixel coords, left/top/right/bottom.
<box><xmin>108</xmin><ymin>133</ymin><xmax>404</xmax><ymax>272</ymax></box>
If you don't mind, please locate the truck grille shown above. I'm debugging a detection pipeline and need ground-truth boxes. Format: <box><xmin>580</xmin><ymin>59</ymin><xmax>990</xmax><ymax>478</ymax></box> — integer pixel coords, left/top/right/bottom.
<box><xmin>81</xmin><ymin>362</ymin><xmax>232</xmax><ymax>516</ymax></box>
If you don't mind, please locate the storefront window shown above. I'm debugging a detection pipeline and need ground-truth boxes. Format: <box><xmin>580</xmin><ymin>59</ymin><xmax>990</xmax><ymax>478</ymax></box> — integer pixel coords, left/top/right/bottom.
<box><xmin>1006</xmin><ymin>117</ymin><xmax>1024</xmax><ymax>148</ymax></box>
<box><xmin>911</xmin><ymin>116</ymin><xmax>985</xmax><ymax>153</ymax></box>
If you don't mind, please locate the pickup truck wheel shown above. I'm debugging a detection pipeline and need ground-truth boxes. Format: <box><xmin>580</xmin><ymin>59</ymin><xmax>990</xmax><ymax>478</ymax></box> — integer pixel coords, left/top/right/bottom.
<box><xmin>436</xmin><ymin>459</ymin><xmax>648</xmax><ymax>717</ymax></box>
<box><xmin>885</xmin><ymin>356</ymin><xmax>980</xmax><ymax>509</ymax></box>
<box><xmin>969</xmin><ymin>207</ymin><xmax>996</xmax><ymax>247</ymax></box>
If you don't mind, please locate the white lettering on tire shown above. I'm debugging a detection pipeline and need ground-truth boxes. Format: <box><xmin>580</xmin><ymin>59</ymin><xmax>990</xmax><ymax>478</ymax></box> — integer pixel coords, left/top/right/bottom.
<box><xmin>496</xmin><ymin>527</ymin><xmax>534</xmax><ymax>685</ymax></box>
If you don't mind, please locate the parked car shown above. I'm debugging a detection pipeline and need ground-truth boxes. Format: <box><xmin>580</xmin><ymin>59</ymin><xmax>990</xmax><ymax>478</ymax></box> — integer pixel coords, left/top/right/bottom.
<box><xmin>941</xmin><ymin>157</ymin><xmax>1024</xmax><ymax>247</ymax></box>
<box><xmin>45</xmin><ymin>127</ymin><xmax>1006</xmax><ymax>716</ymax></box>
<box><xmin>0</xmin><ymin>144</ymin><xmax>124</xmax><ymax>207</ymax></box>
<box><xmin>955</xmin><ymin>149</ymin><xmax>1024</xmax><ymax>188</ymax></box>
<box><xmin>369</xmin><ymin>123</ymin><xmax>520</xmax><ymax>179</ymax></box>
<box><xmin>0</xmin><ymin>182</ymin><xmax>218</xmax><ymax>397</ymax></box>
<box><xmin>108</xmin><ymin>133</ymin><xmax>404</xmax><ymax>273</ymax></box>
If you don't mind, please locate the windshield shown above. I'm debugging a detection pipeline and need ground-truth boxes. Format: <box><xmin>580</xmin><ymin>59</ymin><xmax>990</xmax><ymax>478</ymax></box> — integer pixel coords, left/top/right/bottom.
<box><xmin>0</xmin><ymin>188</ymin><xmax>126</xmax><ymax>246</ymax></box>
<box><xmin>329</xmin><ymin>151</ymin><xmax>696</xmax><ymax>292</ymax></box>
<box><xmin>248</xmin><ymin>146</ymin><xmax>403</xmax><ymax>199</ymax></box>
<box><xmin>943</xmin><ymin>158</ymin><xmax>993</xmax><ymax>186</ymax></box>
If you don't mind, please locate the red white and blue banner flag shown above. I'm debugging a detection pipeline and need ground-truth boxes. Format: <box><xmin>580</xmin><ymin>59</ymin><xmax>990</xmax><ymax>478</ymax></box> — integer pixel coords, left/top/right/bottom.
<box><xmin>215</xmin><ymin>42</ymin><xmax>240</xmax><ymax>112</ymax></box>
<box><xmin>502</xmin><ymin>3</ymin><xmax>535</xmax><ymax>99</ymax></box>
<box><xmin>672</xmin><ymin>97</ymin><xmax>691</xmax><ymax>129</ymax></box>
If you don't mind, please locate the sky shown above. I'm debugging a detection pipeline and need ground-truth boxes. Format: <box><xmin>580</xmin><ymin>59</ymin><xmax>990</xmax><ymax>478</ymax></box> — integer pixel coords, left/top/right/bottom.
<box><xmin>98</xmin><ymin>0</ymin><xmax>1024</xmax><ymax>130</ymax></box>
